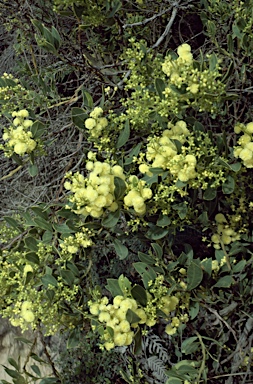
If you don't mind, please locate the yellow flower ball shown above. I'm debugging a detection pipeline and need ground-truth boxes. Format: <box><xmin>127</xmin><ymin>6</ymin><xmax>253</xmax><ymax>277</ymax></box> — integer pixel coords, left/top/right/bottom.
<box><xmin>85</xmin><ymin>118</ymin><xmax>96</xmax><ymax>130</ymax></box>
<box><xmin>114</xmin><ymin>332</ymin><xmax>127</xmax><ymax>346</ymax></box>
<box><xmin>17</xmin><ymin>109</ymin><xmax>29</xmax><ymax>118</ymax></box>
<box><xmin>245</xmin><ymin>122</ymin><xmax>253</xmax><ymax>134</ymax></box>
<box><xmin>90</xmin><ymin>107</ymin><xmax>103</xmax><ymax>119</ymax></box>
<box><xmin>22</xmin><ymin>310</ymin><xmax>35</xmax><ymax>323</ymax></box>
<box><xmin>89</xmin><ymin>303</ymin><xmax>100</xmax><ymax>315</ymax></box>
<box><xmin>215</xmin><ymin>213</ymin><xmax>227</xmax><ymax>223</ymax></box>
<box><xmin>98</xmin><ymin>311</ymin><xmax>111</xmax><ymax>323</ymax></box>
<box><xmin>14</xmin><ymin>142</ymin><xmax>27</xmax><ymax>155</ymax></box>
<box><xmin>240</xmin><ymin>148</ymin><xmax>252</xmax><ymax>161</ymax></box>
<box><xmin>165</xmin><ymin>324</ymin><xmax>177</xmax><ymax>335</ymax></box>
<box><xmin>119</xmin><ymin>320</ymin><xmax>130</xmax><ymax>333</ymax></box>
<box><xmin>113</xmin><ymin>296</ymin><xmax>124</xmax><ymax>308</ymax></box>
<box><xmin>104</xmin><ymin>341</ymin><xmax>115</xmax><ymax>351</ymax></box>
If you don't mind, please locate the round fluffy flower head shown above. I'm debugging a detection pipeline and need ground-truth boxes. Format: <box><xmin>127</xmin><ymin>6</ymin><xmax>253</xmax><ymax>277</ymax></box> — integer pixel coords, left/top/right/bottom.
<box><xmin>17</xmin><ymin>109</ymin><xmax>29</xmax><ymax>118</ymax></box>
<box><xmin>177</xmin><ymin>43</ymin><xmax>193</xmax><ymax>63</ymax></box>
<box><xmin>245</xmin><ymin>122</ymin><xmax>253</xmax><ymax>134</ymax></box>
<box><xmin>90</xmin><ymin>107</ymin><xmax>103</xmax><ymax>119</ymax></box>
<box><xmin>14</xmin><ymin>142</ymin><xmax>28</xmax><ymax>155</ymax></box>
<box><xmin>85</xmin><ymin>118</ymin><xmax>96</xmax><ymax>130</ymax></box>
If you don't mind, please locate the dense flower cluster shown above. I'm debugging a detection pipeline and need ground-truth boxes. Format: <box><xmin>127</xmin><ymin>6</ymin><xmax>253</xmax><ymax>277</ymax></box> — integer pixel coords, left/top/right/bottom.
<box><xmin>139</xmin><ymin>120</ymin><xmax>197</xmax><ymax>183</ymax></box>
<box><xmin>88</xmin><ymin>277</ymin><xmax>183</xmax><ymax>350</ymax></box>
<box><xmin>59</xmin><ymin>227</ymin><xmax>94</xmax><ymax>262</ymax></box>
<box><xmin>84</xmin><ymin>107</ymin><xmax>108</xmax><ymax>138</ymax></box>
<box><xmin>124</xmin><ymin>175</ymin><xmax>152</xmax><ymax>215</ymax></box>
<box><xmin>234</xmin><ymin>121</ymin><xmax>253</xmax><ymax>168</ymax></box>
<box><xmin>211</xmin><ymin>213</ymin><xmax>240</xmax><ymax>249</ymax></box>
<box><xmin>161</xmin><ymin>43</ymin><xmax>225</xmax><ymax>114</ymax></box>
<box><xmin>1</xmin><ymin>109</ymin><xmax>36</xmax><ymax>157</ymax></box>
<box><xmin>64</xmin><ymin>159</ymin><xmax>125</xmax><ymax>217</ymax></box>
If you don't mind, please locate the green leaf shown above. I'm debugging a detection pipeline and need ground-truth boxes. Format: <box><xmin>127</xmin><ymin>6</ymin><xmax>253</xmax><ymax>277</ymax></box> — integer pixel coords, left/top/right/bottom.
<box><xmin>232</xmin><ymin>260</ymin><xmax>246</xmax><ymax>273</ymax></box>
<box><xmin>189</xmin><ymin>301</ymin><xmax>200</xmax><ymax>320</ymax></box>
<box><xmin>25</xmin><ymin>271</ymin><xmax>34</xmax><ymax>285</ymax></box>
<box><xmin>41</xmin><ymin>274</ymin><xmax>58</xmax><ymax>287</ymax></box>
<box><xmin>172</xmin><ymin>202</ymin><xmax>188</xmax><ymax>219</ymax></box>
<box><xmin>213</xmin><ymin>275</ymin><xmax>233</xmax><ymax>288</ymax></box>
<box><xmin>4</xmin><ymin>216</ymin><xmax>23</xmax><ymax>231</ymax></box>
<box><xmin>201</xmin><ymin>258</ymin><xmax>212</xmax><ymax>277</ymax></box>
<box><xmin>108</xmin><ymin>0</ymin><xmax>122</xmax><ymax>17</ymax></box>
<box><xmin>209</xmin><ymin>53</ymin><xmax>218</xmax><ymax>71</ymax></box>
<box><xmin>156</xmin><ymin>215</ymin><xmax>171</xmax><ymax>227</ymax></box>
<box><xmin>102</xmin><ymin>209</ymin><xmax>120</xmax><ymax>228</ymax></box>
<box><xmin>138</xmin><ymin>252</ymin><xmax>155</xmax><ymax>265</ymax></box>
<box><xmin>31</xmin><ymin>121</ymin><xmax>46</xmax><ymax>139</ymax></box>
<box><xmin>232</xmin><ymin>23</ymin><xmax>243</xmax><ymax>39</ymax></box>
<box><xmin>28</xmin><ymin>164</ymin><xmax>38</xmax><ymax>177</ymax></box>
<box><xmin>14</xmin><ymin>337</ymin><xmax>33</xmax><ymax>345</ymax></box>
<box><xmin>39</xmin><ymin>378</ymin><xmax>60</xmax><ymax>384</ymax></box>
<box><xmin>53</xmin><ymin>223</ymin><xmax>74</xmax><ymax>234</ymax></box>
<box><xmin>126</xmin><ymin>308</ymin><xmax>141</xmax><ymax>324</ymax></box>
<box><xmin>133</xmin><ymin>262</ymin><xmax>156</xmax><ymax>288</ymax></box>
<box><xmin>116</xmin><ymin>120</ymin><xmax>130</xmax><ymax>148</ymax></box>
<box><xmin>3</xmin><ymin>367</ymin><xmax>21</xmax><ymax>379</ymax></box>
<box><xmin>230</xmin><ymin>162</ymin><xmax>241</xmax><ymax>172</ymax></box>
<box><xmin>124</xmin><ymin>142</ymin><xmax>142</xmax><ymax>165</ymax></box>
<box><xmin>166</xmin><ymin>379</ymin><xmax>182</xmax><ymax>384</ymax></box>
<box><xmin>33</xmin><ymin>217</ymin><xmax>52</xmax><ymax>231</ymax></box>
<box><xmin>46</xmin><ymin>289</ymin><xmax>55</xmax><ymax>301</ymax></box>
<box><xmin>145</xmin><ymin>224</ymin><xmax>169</xmax><ymax>240</ymax></box>
<box><xmin>67</xmin><ymin>328</ymin><xmax>80</xmax><ymax>349</ymax></box>
<box><xmin>114</xmin><ymin>177</ymin><xmax>126</xmax><ymax>200</ymax></box>
<box><xmin>131</xmin><ymin>285</ymin><xmax>147</xmax><ymax>306</ymax></box>
<box><xmin>31</xmin><ymin>365</ymin><xmax>41</xmax><ymax>377</ymax></box>
<box><xmin>50</xmin><ymin>26</ymin><xmax>61</xmax><ymax>50</ymax></box>
<box><xmin>7</xmin><ymin>358</ymin><xmax>19</xmax><ymax>372</ymax></box>
<box><xmin>30</xmin><ymin>206</ymin><xmax>48</xmax><ymax>220</ymax></box>
<box><xmin>113</xmin><ymin>239</ymin><xmax>128</xmax><ymax>260</ymax></box>
<box><xmin>61</xmin><ymin>270</ymin><xmax>75</xmax><ymax>286</ymax></box>
<box><xmin>82</xmin><ymin>89</ymin><xmax>93</xmax><ymax>108</ymax></box>
<box><xmin>187</xmin><ymin>260</ymin><xmax>203</xmax><ymax>290</ymax></box>
<box><xmin>106</xmin><ymin>279</ymin><xmax>123</xmax><ymax>296</ymax></box>
<box><xmin>24</xmin><ymin>237</ymin><xmax>39</xmax><ymax>252</ymax></box>
<box><xmin>181</xmin><ymin>336</ymin><xmax>199</xmax><ymax>354</ymax></box>
<box><xmin>31</xmin><ymin>353</ymin><xmax>47</xmax><ymax>364</ymax></box>
<box><xmin>155</xmin><ymin>78</ymin><xmax>166</xmax><ymax>99</ymax></box>
<box><xmin>26</xmin><ymin>252</ymin><xmax>40</xmax><ymax>265</ymax></box>
<box><xmin>151</xmin><ymin>243</ymin><xmax>163</xmax><ymax>258</ymax></box>
<box><xmin>42</xmin><ymin>231</ymin><xmax>53</xmax><ymax>243</ymax></box>
<box><xmin>222</xmin><ymin>175</ymin><xmax>235</xmax><ymax>194</ymax></box>
<box><xmin>71</xmin><ymin>107</ymin><xmax>88</xmax><ymax>129</ymax></box>
<box><xmin>133</xmin><ymin>328</ymin><xmax>142</xmax><ymax>355</ymax></box>
<box><xmin>203</xmin><ymin>187</ymin><xmax>217</xmax><ymax>201</ymax></box>
<box><xmin>118</xmin><ymin>274</ymin><xmax>131</xmax><ymax>294</ymax></box>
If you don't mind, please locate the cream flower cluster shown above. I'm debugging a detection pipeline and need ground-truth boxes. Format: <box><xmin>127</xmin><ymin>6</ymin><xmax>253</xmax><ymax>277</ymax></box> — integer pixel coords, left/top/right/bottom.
<box><xmin>124</xmin><ymin>175</ymin><xmax>152</xmax><ymax>215</ymax></box>
<box><xmin>139</xmin><ymin>121</ymin><xmax>197</xmax><ymax>183</ymax></box>
<box><xmin>84</xmin><ymin>107</ymin><xmax>108</xmax><ymax>138</ymax></box>
<box><xmin>11</xmin><ymin>300</ymin><xmax>35</xmax><ymax>327</ymax></box>
<box><xmin>64</xmin><ymin>160</ymin><xmax>125</xmax><ymax>218</ymax></box>
<box><xmin>234</xmin><ymin>122</ymin><xmax>253</xmax><ymax>167</ymax></box>
<box><xmin>1</xmin><ymin>109</ymin><xmax>36</xmax><ymax>156</ymax></box>
<box><xmin>89</xmin><ymin>291</ymin><xmax>180</xmax><ymax>350</ymax></box>
<box><xmin>59</xmin><ymin>228</ymin><xmax>94</xmax><ymax>261</ymax></box>
<box><xmin>161</xmin><ymin>43</ymin><xmax>224</xmax><ymax>113</ymax></box>
<box><xmin>211</xmin><ymin>213</ymin><xmax>240</xmax><ymax>249</ymax></box>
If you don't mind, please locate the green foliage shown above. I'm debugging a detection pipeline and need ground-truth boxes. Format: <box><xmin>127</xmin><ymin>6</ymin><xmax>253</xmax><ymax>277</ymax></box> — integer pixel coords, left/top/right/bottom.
<box><xmin>1</xmin><ymin>0</ymin><xmax>253</xmax><ymax>383</ymax></box>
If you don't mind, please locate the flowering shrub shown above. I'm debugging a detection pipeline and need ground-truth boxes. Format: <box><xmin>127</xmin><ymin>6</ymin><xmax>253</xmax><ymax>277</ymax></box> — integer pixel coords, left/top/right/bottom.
<box><xmin>1</xmin><ymin>1</ymin><xmax>253</xmax><ymax>383</ymax></box>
